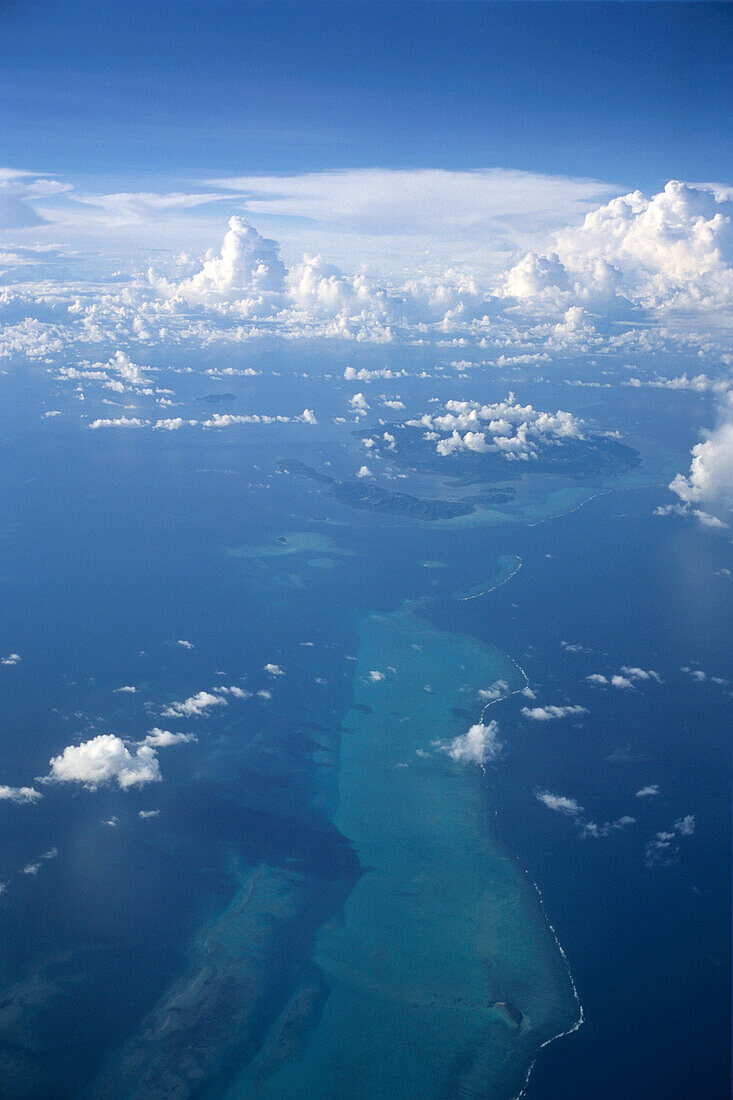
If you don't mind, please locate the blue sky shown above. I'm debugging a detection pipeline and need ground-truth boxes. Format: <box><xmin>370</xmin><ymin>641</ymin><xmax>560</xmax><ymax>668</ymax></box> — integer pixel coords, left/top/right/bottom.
<box><xmin>0</xmin><ymin>2</ymin><xmax>730</xmax><ymax>188</ymax></box>
<box><xmin>0</xmin><ymin>4</ymin><xmax>731</xmax><ymax>529</ymax></box>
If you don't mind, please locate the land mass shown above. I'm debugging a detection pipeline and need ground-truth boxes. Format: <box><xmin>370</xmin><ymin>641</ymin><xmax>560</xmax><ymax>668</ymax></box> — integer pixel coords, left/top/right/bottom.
<box><xmin>356</xmin><ymin>424</ymin><xmax>640</xmax><ymax>484</ymax></box>
<box><xmin>278</xmin><ymin>459</ymin><xmax>475</xmax><ymax>520</ymax></box>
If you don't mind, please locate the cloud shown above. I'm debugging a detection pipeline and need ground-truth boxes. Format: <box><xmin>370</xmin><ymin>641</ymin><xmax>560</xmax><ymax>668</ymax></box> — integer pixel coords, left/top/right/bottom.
<box><xmin>161</xmin><ymin>690</ymin><xmax>226</xmax><ymax>718</ymax></box>
<box><xmin>536</xmin><ymin>791</ymin><xmax>584</xmax><ymax>816</ymax></box>
<box><xmin>668</xmin><ymin>397</ymin><xmax>733</xmax><ymax>525</ymax></box>
<box><xmin>139</xmin><ymin>809</ymin><xmax>160</xmax><ymax>819</ymax></box>
<box><xmin>149</xmin><ymin>216</ymin><xmax>285</xmax><ymax>310</ymax></box>
<box><xmin>581</xmin><ymin>815</ymin><xmax>636</xmax><ymax>839</ymax></box>
<box><xmin>0</xmin><ymin>168</ymin><xmax>71</xmax><ymax>229</ymax></box>
<box><xmin>588</xmin><ymin>666</ymin><xmax>661</xmax><ymax>689</ymax></box>
<box><xmin>356</xmin><ymin>465</ymin><xmax>373</xmax><ymax>479</ymax></box>
<box><xmin>263</xmin><ymin>663</ymin><xmax>284</xmax><ymax>677</ymax></box>
<box><xmin>478</xmin><ymin>680</ymin><xmax>509</xmax><ymax>701</ymax></box>
<box><xmin>142</xmin><ymin>728</ymin><xmax>196</xmax><ymax>748</ymax></box>
<box><xmin>500</xmin><ymin>181</ymin><xmax>733</xmax><ymax>318</ymax></box>
<box><xmin>410</xmin><ymin>396</ymin><xmax>585</xmax><ymax>461</ymax></box>
<box><xmin>645</xmin><ymin>814</ymin><xmax>696</xmax><ymax>867</ymax></box>
<box><xmin>521</xmin><ymin>704</ymin><xmax>588</xmax><ymax>721</ymax></box>
<box><xmin>674</xmin><ymin>814</ymin><xmax>695</xmax><ymax>836</ymax></box>
<box><xmin>368</xmin><ymin>670</ymin><xmax>385</xmax><ymax>682</ymax></box>
<box><xmin>635</xmin><ymin>785</ymin><xmax>660</xmax><ymax>798</ymax></box>
<box><xmin>440</xmin><ymin>720</ymin><xmax>502</xmax><ymax>766</ymax></box>
<box><xmin>1</xmin><ymin>653</ymin><xmax>21</xmax><ymax>666</ymax></box>
<box><xmin>114</xmin><ymin>685</ymin><xmax>137</xmax><ymax>694</ymax></box>
<box><xmin>176</xmin><ymin>639</ymin><xmax>194</xmax><ymax>649</ymax></box>
<box><xmin>203</xmin><ymin>168</ymin><xmax>617</xmax><ymax>273</ymax></box>
<box><xmin>0</xmin><ymin>784</ymin><xmax>42</xmax><ymax>804</ymax></box>
<box><xmin>47</xmin><ymin>734</ymin><xmax>161</xmax><ymax>789</ymax></box>
<box><xmin>88</xmin><ymin>417</ymin><xmax>148</xmax><ymax>430</ymax></box>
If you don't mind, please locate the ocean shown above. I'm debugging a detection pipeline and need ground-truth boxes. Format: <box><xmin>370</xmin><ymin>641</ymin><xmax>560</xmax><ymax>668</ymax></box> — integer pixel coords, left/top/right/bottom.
<box><xmin>0</xmin><ymin>347</ymin><xmax>729</xmax><ymax>1097</ymax></box>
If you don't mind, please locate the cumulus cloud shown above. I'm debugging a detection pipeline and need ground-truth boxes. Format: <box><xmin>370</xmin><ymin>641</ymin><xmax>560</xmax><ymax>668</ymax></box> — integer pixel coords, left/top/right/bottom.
<box><xmin>368</xmin><ymin>670</ymin><xmax>385</xmax><ymax>682</ymax></box>
<box><xmin>635</xmin><ymin>785</ymin><xmax>660</xmax><ymax>798</ymax></box>
<box><xmin>142</xmin><ymin>728</ymin><xmax>196</xmax><ymax>747</ymax></box>
<box><xmin>536</xmin><ymin>791</ymin><xmax>583</xmax><ymax>816</ymax></box>
<box><xmin>537</xmin><ymin>790</ymin><xmax>637</xmax><ymax>840</ymax></box>
<box><xmin>263</xmin><ymin>663</ymin><xmax>284</xmax><ymax>677</ymax></box>
<box><xmin>500</xmin><ymin>181</ymin><xmax>733</xmax><ymax>318</ymax></box>
<box><xmin>161</xmin><ymin>690</ymin><xmax>226</xmax><ymax>717</ymax></box>
<box><xmin>88</xmin><ymin>417</ymin><xmax>147</xmax><ymax>430</ymax></box>
<box><xmin>176</xmin><ymin>639</ymin><xmax>194</xmax><ymax>649</ymax></box>
<box><xmin>587</xmin><ymin>666</ymin><xmax>661</xmax><ymax>688</ymax></box>
<box><xmin>409</xmin><ymin>395</ymin><xmax>585</xmax><ymax>461</ymax></box>
<box><xmin>47</xmin><ymin>734</ymin><xmax>161</xmax><ymax>789</ymax></box>
<box><xmin>478</xmin><ymin>680</ymin><xmax>509</xmax><ymax>701</ymax></box>
<box><xmin>0</xmin><ymin>784</ymin><xmax>42</xmax><ymax>804</ymax></box>
<box><xmin>1</xmin><ymin>653</ymin><xmax>21</xmax><ymax>666</ymax></box>
<box><xmin>645</xmin><ymin>814</ymin><xmax>696</xmax><ymax>867</ymax></box>
<box><xmin>668</xmin><ymin>396</ymin><xmax>733</xmax><ymax>525</ymax></box>
<box><xmin>150</xmin><ymin>216</ymin><xmax>286</xmax><ymax>311</ymax></box>
<box><xmin>439</xmin><ymin>720</ymin><xmax>502</xmax><ymax>766</ymax></box>
<box><xmin>521</xmin><ymin>704</ymin><xmax>588</xmax><ymax>721</ymax></box>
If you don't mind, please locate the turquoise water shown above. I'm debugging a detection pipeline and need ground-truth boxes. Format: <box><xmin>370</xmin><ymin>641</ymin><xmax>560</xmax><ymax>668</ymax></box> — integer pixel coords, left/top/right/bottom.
<box><xmin>0</xmin><ymin>363</ymin><xmax>729</xmax><ymax>1098</ymax></box>
<box><xmin>228</xmin><ymin>607</ymin><xmax>578</xmax><ymax>1098</ymax></box>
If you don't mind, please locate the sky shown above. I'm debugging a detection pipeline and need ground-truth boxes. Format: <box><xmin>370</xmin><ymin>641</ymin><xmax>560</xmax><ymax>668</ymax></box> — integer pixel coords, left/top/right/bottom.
<box><xmin>0</xmin><ymin>2</ymin><xmax>730</xmax><ymax>187</ymax></box>
<box><xmin>0</xmin><ymin>2</ymin><xmax>732</xmax><ymax>525</ymax></box>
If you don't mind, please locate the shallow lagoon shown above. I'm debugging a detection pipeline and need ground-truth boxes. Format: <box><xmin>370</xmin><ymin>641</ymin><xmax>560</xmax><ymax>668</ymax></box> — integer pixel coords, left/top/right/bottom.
<box><xmin>234</xmin><ymin>606</ymin><xmax>578</xmax><ymax>1098</ymax></box>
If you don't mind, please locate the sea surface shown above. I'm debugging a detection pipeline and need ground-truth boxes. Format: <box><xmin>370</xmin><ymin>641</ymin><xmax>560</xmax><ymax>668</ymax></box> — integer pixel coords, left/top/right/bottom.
<box><xmin>0</xmin><ymin>348</ymin><xmax>730</xmax><ymax>1097</ymax></box>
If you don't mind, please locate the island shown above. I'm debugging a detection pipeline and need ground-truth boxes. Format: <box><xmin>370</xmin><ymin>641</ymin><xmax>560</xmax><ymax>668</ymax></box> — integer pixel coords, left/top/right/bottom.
<box><xmin>355</xmin><ymin>423</ymin><xmax>640</xmax><ymax>484</ymax></box>
<box><xmin>278</xmin><ymin>459</ymin><xmax>475</xmax><ymax>520</ymax></box>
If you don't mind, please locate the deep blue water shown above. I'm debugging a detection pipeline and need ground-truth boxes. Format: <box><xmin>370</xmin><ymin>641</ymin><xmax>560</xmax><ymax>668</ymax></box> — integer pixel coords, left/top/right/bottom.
<box><xmin>0</xmin><ymin>355</ymin><xmax>730</xmax><ymax>1097</ymax></box>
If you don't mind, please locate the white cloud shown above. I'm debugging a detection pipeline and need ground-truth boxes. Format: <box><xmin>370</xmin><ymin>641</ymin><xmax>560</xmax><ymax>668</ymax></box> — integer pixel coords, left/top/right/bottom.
<box><xmin>0</xmin><ymin>784</ymin><xmax>42</xmax><ymax>804</ymax></box>
<box><xmin>635</xmin><ymin>785</ymin><xmax>660</xmax><ymax>798</ymax></box>
<box><xmin>153</xmin><ymin>418</ymin><xmax>197</xmax><ymax>431</ymax></box>
<box><xmin>142</xmin><ymin>728</ymin><xmax>196</xmax><ymax>747</ymax></box>
<box><xmin>88</xmin><ymin>417</ymin><xmax>147</xmax><ymax>430</ymax></box>
<box><xmin>588</xmin><ymin>666</ymin><xmax>661</xmax><ymax>689</ymax></box>
<box><xmin>645</xmin><ymin>813</ymin><xmax>696</xmax><ymax>866</ymax></box>
<box><xmin>1</xmin><ymin>653</ymin><xmax>21</xmax><ymax>666</ymax></box>
<box><xmin>0</xmin><ymin>168</ymin><xmax>71</xmax><ymax>229</ymax></box>
<box><xmin>668</xmin><ymin>398</ymin><xmax>733</xmax><ymax>525</ymax></box>
<box><xmin>161</xmin><ymin>690</ymin><xmax>226</xmax><ymax>718</ymax></box>
<box><xmin>500</xmin><ymin>181</ymin><xmax>733</xmax><ymax>318</ymax></box>
<box><xmin>368</xmin><ymin>670</ymin><xmax>385</xmax><ymax>682</ymax></box>
<box><xmin>440</xmin><ymin>720</ymin><xmax>502</xmax><ymax>766</ymax></box>
<box><xmin>47</xmin><ymin>734</ymin><xmax>161</xmax><ymax>789</ymax></box>
<box><xmin>536</xmin><ymin>791</ymin><xmax>583</xmax><ymax>816</ymax></box>
<box><xmin>263</xmin><ymin>663</ymin><xmax>284</xmax><ymax>677</ymax></box>
<box><xmin>674</xmin><ymin>814</ymin><xmax>695</xmax><ymax>836</ymax></box>
<box><xmin>411</xmin><ymin>396</ymin><xmax>585</xmax><ymax>461</ymax></box>
<box><xmin>356</xmin><ymin>465</ymin><xmax>373</xmax><ymax>479</ymax></box>
<box><xmin>149</xmin><ymin>216</ymin><xmax>285</xmax><ymax>310</ymax></box>
<box><xmin>176</xmin><ymin>639</ymin><xmax>194</xmax><ymax>649</ymax></box>
<box><xmin>139</xmin><ymin>809</ymin><xmax>160</xmax><ymax>819</ymax></box>
<box><xmin>114</xmin><ymin>685</ymin><xmax>137</xmax><ymax>694</ymax></box>
<box><xmin>478</xmin><ymin>680</ymin><xmax>509</xmax><ymax>701</ymax></box>
<box><xmin>203</xmin><ymin>168</ymin><xmax>617</xmax><ymax>274</ymax></box>
<box><xmin>521</xmin><ymin>704</ymin><xmax>588</xmax><ymax>721</ymax></box>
